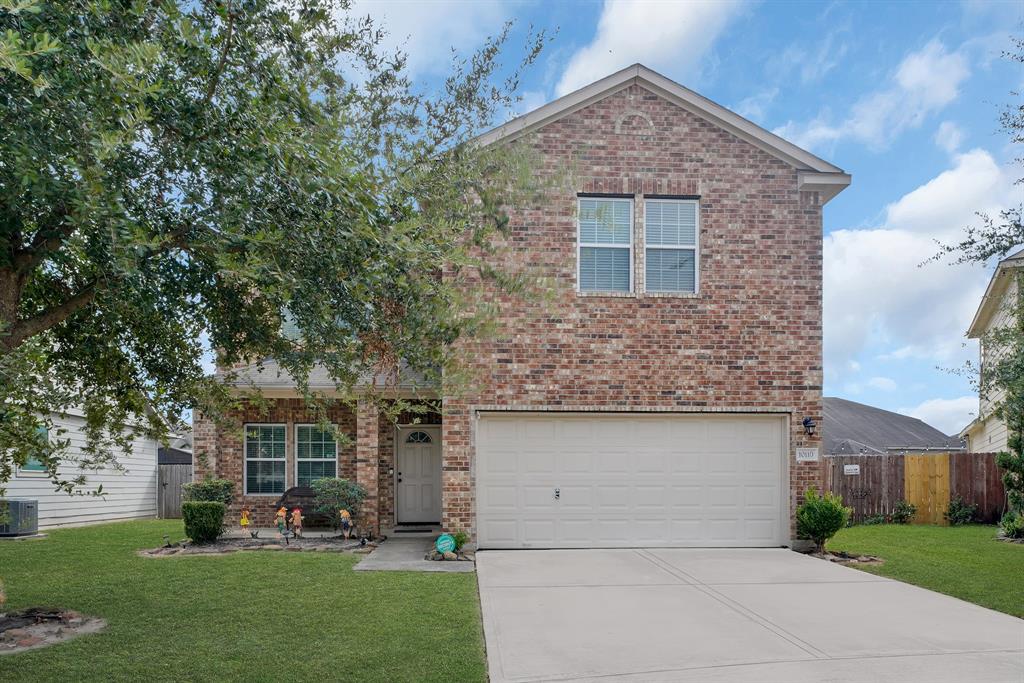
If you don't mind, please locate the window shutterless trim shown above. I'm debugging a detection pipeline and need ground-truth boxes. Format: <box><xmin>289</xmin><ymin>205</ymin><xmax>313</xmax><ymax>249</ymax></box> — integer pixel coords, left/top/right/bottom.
<box><xmin>294</xmin><ymin>423</ymin><xmax>338</xmax><ymax>487</ymax></box>
<box><xmin>243</xmin><ymin>423</ymin><xmax>287</xmax><ymax>496</ymax></box>
<box><xmin>643</xmin><ymin>198</ymin><xmax>700</xmax><ymax>294</ymax></box>
<box><xmin>577</xmin><ymin>196</ymin><xmax>634</xmax><ymax>293</ymax></box>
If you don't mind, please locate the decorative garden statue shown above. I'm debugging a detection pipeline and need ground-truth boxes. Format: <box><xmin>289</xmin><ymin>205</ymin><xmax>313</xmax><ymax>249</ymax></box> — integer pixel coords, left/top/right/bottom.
<box><xmin>339</xmin><ymin>508</ymin><xmax>353</xmax><ymax>539</ymax></box>
<box><xmin>290</xmin><ymin>507</ymin><xmax>303</xmax><ymax>538</ymax></box>
<box><xmin>275</xmin><ymin>506</ymin><xmax>288</xmax><ymax>537</ymax></box>
<box><xmin>240</xmin><ymin>506</ymin><xmax>251</xmax><ymax>535</ymax></box>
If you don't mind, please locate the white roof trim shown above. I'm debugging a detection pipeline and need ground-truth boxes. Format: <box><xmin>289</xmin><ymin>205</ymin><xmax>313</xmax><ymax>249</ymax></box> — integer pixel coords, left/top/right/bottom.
<box><xmin>966</xmin><ymin>257</ymin><xmax>1023</xmax><ymax>338</ymax></box>
<box><xmin>475</xmin><ymin>64</ymin><xmax>850</xmax><ymax>200</ymax></box>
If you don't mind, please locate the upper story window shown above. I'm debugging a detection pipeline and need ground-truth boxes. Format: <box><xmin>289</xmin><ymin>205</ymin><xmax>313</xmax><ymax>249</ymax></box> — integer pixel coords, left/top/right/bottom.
<box><xmin>578</xmin><ymin>196</ymin><xmax>633</xmax><ymax>292</ymax></box>
<box><xmin>645</xmin><ymin>199</ymin><xmax>698</xmax><ymax>293</ymax></box>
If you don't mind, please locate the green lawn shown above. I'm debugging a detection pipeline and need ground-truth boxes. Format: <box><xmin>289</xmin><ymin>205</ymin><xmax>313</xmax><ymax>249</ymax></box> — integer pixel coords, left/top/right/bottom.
<box><xmin>0</xmin><ymin>520</ymin><xmax>486</xmax><ymax>682</ymax></box>
<box><xmin>829</xmin><ymin>524</ymin><xmax>1024</xmax><ymax>618</ymax></box>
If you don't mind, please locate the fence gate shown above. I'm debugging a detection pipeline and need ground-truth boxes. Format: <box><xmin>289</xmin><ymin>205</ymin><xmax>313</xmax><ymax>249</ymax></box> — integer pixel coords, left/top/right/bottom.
<box><xmin>158</xmin><ymin>464</ymin><xmax>193</xmax><ymax>519</ymax></box>
<box><xmin>904</xmin><ymin>453</ymin><xmax>950</xmax><ymax>525</ymax></box>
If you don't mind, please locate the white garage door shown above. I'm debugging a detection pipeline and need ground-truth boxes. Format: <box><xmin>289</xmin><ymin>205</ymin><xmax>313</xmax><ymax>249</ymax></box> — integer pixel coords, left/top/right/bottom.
<box><xmin>476</xmin><ymin>413</ymin><xmax>787</xmax><ymax>549</ymax></box>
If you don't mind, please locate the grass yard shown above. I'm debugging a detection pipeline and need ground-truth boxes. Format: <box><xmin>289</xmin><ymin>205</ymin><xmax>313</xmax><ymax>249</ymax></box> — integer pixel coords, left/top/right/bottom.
<box><xmin>829</xmin><ymin>524</ymin><xmax>1024</xmax><ymax>618</ymax></box>
<box><xmin>0</xmin><ymin>520</ymin><xmax>486</xmax><ymax>682</ymax></box>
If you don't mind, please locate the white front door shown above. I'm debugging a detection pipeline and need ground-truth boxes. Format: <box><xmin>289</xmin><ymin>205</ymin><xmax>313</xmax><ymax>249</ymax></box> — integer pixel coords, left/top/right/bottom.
<box><xmin>396</xmin><ymin>427</ymin><xmax>442</xmax><ymax>524</ymax></box>
<box><xmin>475</xmin><ymin>413</ymin><xmax>787</xmax><ymax>549</ymax></box>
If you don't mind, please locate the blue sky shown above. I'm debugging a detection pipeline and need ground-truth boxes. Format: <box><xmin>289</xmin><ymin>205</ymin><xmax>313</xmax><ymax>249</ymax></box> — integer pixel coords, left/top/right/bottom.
<box><xmin>352</xmin><ymin>0</ymin><xmax>1023</xmax><ymax>434</ymax></box>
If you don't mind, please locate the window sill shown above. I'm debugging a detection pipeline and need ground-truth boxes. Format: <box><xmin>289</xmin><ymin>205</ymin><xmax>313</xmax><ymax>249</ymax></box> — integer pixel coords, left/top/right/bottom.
<box><xmin>15</xmin><ymin>469</ymin><xmax>48</xmax><ymax>478</ymax></box>
<box><xmin>576</xmin><ymin>290</ymin><xmax>637</xmax><ymax>298</ymax></box>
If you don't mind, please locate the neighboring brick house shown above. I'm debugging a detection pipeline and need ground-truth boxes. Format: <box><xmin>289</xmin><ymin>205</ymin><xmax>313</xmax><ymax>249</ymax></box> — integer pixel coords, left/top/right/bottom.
<box><xmin>193</xmin><ymin>64</ymin><xmax>850</xmax><ymax>548</ymax></box>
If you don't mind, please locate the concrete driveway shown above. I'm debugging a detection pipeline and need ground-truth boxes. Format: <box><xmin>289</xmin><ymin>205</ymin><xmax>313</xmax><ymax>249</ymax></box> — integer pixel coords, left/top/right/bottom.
<box><xmin>477</xmin><ymin>548</ymin><xmax>1024</xmax><ymax>683</ymax></box>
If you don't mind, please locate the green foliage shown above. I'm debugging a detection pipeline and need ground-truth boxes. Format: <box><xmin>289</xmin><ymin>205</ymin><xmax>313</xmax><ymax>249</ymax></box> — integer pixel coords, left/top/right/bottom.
<box><xmin>862</xmin><ymin>514</ymin><xmax>887</xmax><ymax>525</ymax></box>
<box><xmin>944</xmin><ymin>496</ymin><xmax>978</xmax><ymax>526</ymax></box>
<box><xmin>0</xmin><ymin>0</ymin><xmax>548</xmax><ymax>497</ymax></box>
<box><xmin>310</xmin><ymin>478</ymin><xmax>366</xmax><ymax>530</ymax></box>
<box><xmin>1000</xmin><ymin>511</ymin><xmax>1024</xmax><ymax>539</ymax></box>
<box><xmin>891</xmin><ymin>500</ymin><xmax>917</xmax><ymax>524</ymax></box>
<box><xmin>452</xmin><ymin>530</ymin><xmax>470</xmax><ymax>551</ymax></box>
<box><xmin>182</xmin><ymin>479</ymin><xmax>234</xmax><ymax>505</ymax></box>
<box><xmin>796</xmin><ymin>488</ymin><xmax>851</xmax><ymax>553</ymax></box>
<box><xmin>181</xmin><ymin>501</ymin><xmax>225</xmax><ymax>544</ymax></box>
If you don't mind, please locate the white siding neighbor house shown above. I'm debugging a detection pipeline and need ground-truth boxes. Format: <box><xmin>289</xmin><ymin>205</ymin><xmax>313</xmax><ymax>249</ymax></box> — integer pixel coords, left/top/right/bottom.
<box><xmin>6</xmin><ymin>410</ymin><xmax>159</xmax><ymax>529</ymax></box>
<box><xmin>961</xmin><ymin>249</ymin><xmax>1023</xmax><ymax>453</ymax></box>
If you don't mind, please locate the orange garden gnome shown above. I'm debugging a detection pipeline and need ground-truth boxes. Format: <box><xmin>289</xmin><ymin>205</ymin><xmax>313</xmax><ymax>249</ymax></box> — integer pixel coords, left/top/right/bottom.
<box><xmin>290</xmin><ymin>507</ymin><xmax>303</xmax><ymax>537</ymax></box>
<box><xmin>339</xmin><ymin>508</ymin><xmax>353</xmax><ymax>539</ymax></box>
<box><xmin>275</xmin><ymin>506</ymin><xmax>287</xmax><ymax>537</ymax></box>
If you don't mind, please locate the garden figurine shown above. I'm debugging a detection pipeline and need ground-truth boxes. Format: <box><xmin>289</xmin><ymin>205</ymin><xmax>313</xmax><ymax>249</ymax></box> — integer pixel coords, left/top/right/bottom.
<box><xmin>339</xmin><ymin>508</ymin><xmax>353</xmax><ymax>539</ymax></box>
<box><xmin>290</xmin><ymin>507</ymin><xmax>303</xmax><ymax>537</ymax></box>
<box><xmin>275</xmin><ymin>506</ymin><xmax>288</xmax><ymax>537</ymax></box>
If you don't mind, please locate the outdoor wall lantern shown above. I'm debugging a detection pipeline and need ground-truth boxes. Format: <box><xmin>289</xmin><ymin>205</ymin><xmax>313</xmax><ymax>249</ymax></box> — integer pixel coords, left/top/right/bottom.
<box><xmin>802</xmin><ymin>417</ymin><xmax>817</xmax><ymax>437</ymax></box>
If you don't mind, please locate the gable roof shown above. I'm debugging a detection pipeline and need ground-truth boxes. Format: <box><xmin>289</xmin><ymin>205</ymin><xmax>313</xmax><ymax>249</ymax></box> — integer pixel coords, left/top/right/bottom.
<box><xmin>822</xmin><ymin>396</ymin><xmax>963</xmax><ymax>455</ymax></box>
<box><xmin>966</xmin><ymin>247</ymin><xmax>1024</xmax><ymax>338</ymax></box>
<box><xmin>475</xmin><ymin>64</ymin><xmax>851</xmax><ymax>203</ymax></box>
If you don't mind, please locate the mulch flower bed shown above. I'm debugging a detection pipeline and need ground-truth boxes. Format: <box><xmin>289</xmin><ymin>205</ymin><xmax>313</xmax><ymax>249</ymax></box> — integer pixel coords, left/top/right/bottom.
<box><xmin>0</xmin><ymin>608</ymin><xmax>106</xmax><ymax>655</ymax></box>
<box><xmin>140</xmin><ymin>536</ymin><xmax>376</xmax><ymax>557</ymax></box>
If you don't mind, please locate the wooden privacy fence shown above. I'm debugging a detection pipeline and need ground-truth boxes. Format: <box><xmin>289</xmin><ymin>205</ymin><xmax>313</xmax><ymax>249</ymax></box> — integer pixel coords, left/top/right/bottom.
<box><xmin>158</xmin><ymin>464</ymin><xmax>193</xmax><ymax>519</ymax></box>
<box><xmin>824</xmin><ymin>452</ymin><xmax>1006</xmax><ymax>524</ymax></box>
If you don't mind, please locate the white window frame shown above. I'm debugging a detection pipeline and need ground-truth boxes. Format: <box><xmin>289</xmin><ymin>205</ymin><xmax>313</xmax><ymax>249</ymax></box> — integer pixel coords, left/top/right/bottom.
<box><xmin>643</xmin><ymin>197</ymin><xmax>700</xmax><ymax>294</ymax></box>
<box><xmin>294</xmin><ymin>423</ymin><xmax>338</xmax><ymax>487</ymax></box>
<box><xmin>577</xmin><ymin>195</ymin><xmax>634</xmax><ymax>293</ymax></box>
<box><xmin>243</xmin><ymin>423</ymin><xmax>288</xmax><ymax>496</ymax></box>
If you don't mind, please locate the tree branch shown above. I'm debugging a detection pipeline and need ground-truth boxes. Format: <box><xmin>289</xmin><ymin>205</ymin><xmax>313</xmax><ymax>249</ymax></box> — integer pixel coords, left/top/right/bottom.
<box><xmin>13</xmin><ymin>206</ymin><xmax>75</xmax><ymax>276</ymax></box>
<box><xmin>2</xmin><ymin>282</ymin><xmax>97</xmax><ymax>352</ymax></box>
<box><xmin>204</xmin><ymin>1</ymin><xmax>235</xmax><ymax>104</ymax></box>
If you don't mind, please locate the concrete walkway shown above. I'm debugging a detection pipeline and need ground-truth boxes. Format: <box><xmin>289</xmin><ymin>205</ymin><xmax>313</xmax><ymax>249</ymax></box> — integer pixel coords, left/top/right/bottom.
<box><xmin>478</xmin><ymin>548</ymin><xmax>1024</xmax><ymax>683</ymax></box>
<box><xmin>353</xmin><ymin>537</ymin><xmax>474</xmax><ymax>572</ymax></box>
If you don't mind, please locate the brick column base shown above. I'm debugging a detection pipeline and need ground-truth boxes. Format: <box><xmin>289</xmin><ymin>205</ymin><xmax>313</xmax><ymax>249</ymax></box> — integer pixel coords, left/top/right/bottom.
<box><xmin>356</xmin><ymin>400</ymin><xmax>380</xmax><ymax>537</ymax></box>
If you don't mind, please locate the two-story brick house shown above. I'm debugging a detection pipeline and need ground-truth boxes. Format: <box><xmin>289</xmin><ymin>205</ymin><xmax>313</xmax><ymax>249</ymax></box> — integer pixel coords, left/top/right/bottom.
<box><xmin>193</xmin><ymin>64</ymin><xmax>850</xmax><ymax>548</ymax></box>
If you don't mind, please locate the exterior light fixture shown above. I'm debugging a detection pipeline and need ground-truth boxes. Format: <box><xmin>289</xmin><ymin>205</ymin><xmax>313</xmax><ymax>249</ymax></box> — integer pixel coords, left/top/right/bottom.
<box><xmin>802</xmin><ymin>417</ymin><xmax>817</xmax><ymax>436</ymax></box>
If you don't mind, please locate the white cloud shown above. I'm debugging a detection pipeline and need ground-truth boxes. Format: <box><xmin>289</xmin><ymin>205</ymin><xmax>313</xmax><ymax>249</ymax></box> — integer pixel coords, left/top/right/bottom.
<box><xmin>868</xmin><ymin>376</ymin><xmax>898</xmax><ymax>392</ymax></box>
<box><xmin>769</xmin><ymin>30</ymin><xmax>849</xmax><ymax>85</ymax></box>
<box><xmin>734</xmin><ymin>87</ymin><xmax>778</xmax><ymax>123</ymax></box>
<box><xmin>824</xmin><ymin>148</ymin><xmax>1016</xmax><ymax>374</ymax></box>
<box><xmin>774</xmin><ymin>40</ymin><xmax>970</xmax><ymax>151</ymax></box>
<box><xmin>900</xmin><ymin>396</ymin><xmax>977</xmax><ymax>435</ymax></box>
<box><xmin>353</xmin><ymin>0</ymin><xmax>511</xmax><ymax>79</ymax></box>
<box><xmin>555</xmin><ymin>0</ymin><xmax>745</xmax><ymax>96</ymax></box>
<box><xmin>935</xmin><ymin>121</ymin><xmax>964</xmax><ymax>154</ymax></box>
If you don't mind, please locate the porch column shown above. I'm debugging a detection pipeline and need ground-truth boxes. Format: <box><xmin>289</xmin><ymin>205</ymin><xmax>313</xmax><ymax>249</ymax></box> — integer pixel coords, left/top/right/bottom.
<box><xmin>355</xmin><ymin>399</ymin><xmax>380</xmax><ymax>537</ymax></box>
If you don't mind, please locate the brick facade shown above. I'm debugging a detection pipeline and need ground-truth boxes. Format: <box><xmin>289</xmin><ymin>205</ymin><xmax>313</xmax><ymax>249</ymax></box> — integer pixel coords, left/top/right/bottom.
<box><xmin>442</xmin><ymin>83</ymin><xmax>825</xmax><ymax>540</ymax></box>
<box><xmin>194</xmin><ymin>80</ymin><xmax>830</xmax><ymax>544</ymax></box>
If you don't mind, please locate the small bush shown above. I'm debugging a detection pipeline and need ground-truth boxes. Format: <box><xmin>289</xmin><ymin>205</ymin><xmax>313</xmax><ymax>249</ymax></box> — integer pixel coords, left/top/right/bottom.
<box><xmin>862</xmin><ymin>514</ymin><xmax>886</xmax><ymax>525</ymax></box>
<box><xmin>891</xmin><ymin>500</ymin><xmax>917</xmax><ymax>524</ymax></box>
<box><xmin>182</xmin><ymin>501</ymin><xmax>226</xmax><ymax>544</ymax></box>
<box><xmin>311</xmin><ymin>478</ymin><xmax>367</xmax><ymax>530</ymax></box>
<box><xmin>796</xmin><ymin>488</ymin><xmax>851</xmax><ymax>553</ymax></box>
<box><xmin>1000</xmin><ymin>512</ymin><xmax>1024</xmax><ymax>539</ymax></box>
<box><xmin>944</xmin><ymin>496</ymin><xmax>978</xmax><ymax>526</ymax></box>
<box><xmin>452</xmin><ymin>530</ymin><xmax>470</xmax><ymax>550</ymax></box>
<box><xmin>182</xmin><ymin>478</ymin><xmax>234</xmax><ymax>505</ymax></box>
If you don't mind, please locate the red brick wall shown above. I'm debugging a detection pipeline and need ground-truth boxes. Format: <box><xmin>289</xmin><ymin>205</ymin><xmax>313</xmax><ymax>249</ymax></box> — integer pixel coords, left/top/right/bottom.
<box><xmin>193</xmin><ymin>399</ymin><xmax>356</xmax><ymax>527</ymax></box>
<box><xmin>443</xmin><ymin>83</ymin><xmax>825</xmax><ymax>540</ymax></box>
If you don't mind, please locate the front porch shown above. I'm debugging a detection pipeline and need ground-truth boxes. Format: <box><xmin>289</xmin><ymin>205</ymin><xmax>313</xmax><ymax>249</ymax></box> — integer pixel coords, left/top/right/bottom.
<box><xmin>192</xmin><ymin>398</ymin><xmax>444</xmax><ymax>536</ymax></box>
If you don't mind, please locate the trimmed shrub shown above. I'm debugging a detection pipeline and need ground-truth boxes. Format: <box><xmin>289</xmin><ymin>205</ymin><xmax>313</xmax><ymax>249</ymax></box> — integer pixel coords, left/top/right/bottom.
<box><xmin>311</xmin><ymin>478</ymin><xmax>367</xmax><ymax>530</ymax></box>
<box><xmin>891</xmin><ymin>500</ymin><xmax>917</xmax><ymax>524</ymax></box>
<box><xmin>944</xmin><ymin>496</ymin><xmax>977</xmax><ymax>526</ymax></box>
<box><xmin>862</xmin><ymin>514</ymin><xmax>886</xmax><ymax>525</ymax></box>
<box><xmin>796</xmin><ymin>488</ymin><xmax>851</xmax><ymax>553</ymax></box>
<box><xmin>1000</xmin><ymin>512</ymin><xmax>1024</xmax><ymax>539</ymax></box>
<box><xmin>182</xmin><ymin>501</ymin><xmax>226</xmax><ymax>544</ymax></box>
<box><xmin>182</xmin><ymin>478</ymin><xmax>234</xmax><ymax>505</ymax></box>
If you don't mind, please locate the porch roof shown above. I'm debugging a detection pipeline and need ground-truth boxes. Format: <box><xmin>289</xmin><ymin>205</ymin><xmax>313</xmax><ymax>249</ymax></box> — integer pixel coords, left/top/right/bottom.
<box><xmin>216</xmin><ymin>358</ymin><xmax>438</xmax><ymax>396</ymax></box>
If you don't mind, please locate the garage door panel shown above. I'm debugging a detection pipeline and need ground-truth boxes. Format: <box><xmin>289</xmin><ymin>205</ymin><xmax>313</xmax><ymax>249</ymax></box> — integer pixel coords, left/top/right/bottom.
<box><xmin>477</xmin><ymin>414</ymin><xmax>786</xmax><ymax>549</ymax></box>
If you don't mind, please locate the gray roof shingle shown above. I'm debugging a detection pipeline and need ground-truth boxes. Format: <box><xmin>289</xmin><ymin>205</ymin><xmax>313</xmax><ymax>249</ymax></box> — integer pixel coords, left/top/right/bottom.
<box><xmin>822</xmin><ymin>397</ymin><xmax>963</xmax><ymax>455</ymax></box>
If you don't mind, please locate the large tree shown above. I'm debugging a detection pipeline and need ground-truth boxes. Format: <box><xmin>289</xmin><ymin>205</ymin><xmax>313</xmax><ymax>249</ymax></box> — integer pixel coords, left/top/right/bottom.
<box><xmin>938</xmin><ymin>36</ymin><xmax>1024</xmax><ymax>533</ymax></box>
<box><xmin>0</xmin><ymin>0</ymin><xmax>544</xmax><ymax>493</ymax></box>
